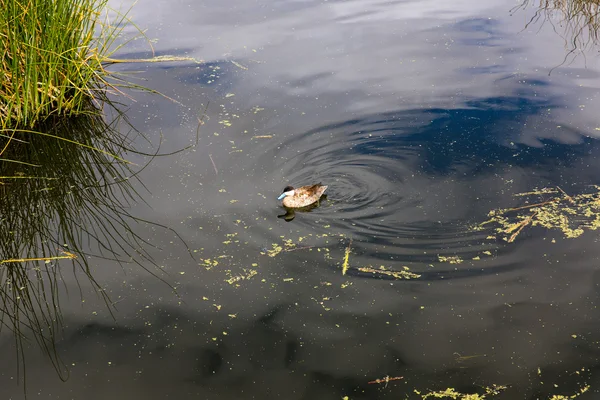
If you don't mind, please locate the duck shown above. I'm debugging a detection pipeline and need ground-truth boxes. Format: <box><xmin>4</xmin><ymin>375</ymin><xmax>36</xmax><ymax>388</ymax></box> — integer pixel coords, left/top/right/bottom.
<box><xmin>277</xmin><ymin>183</ymin><xmax>328</xmax><ymax>208</ymax></box>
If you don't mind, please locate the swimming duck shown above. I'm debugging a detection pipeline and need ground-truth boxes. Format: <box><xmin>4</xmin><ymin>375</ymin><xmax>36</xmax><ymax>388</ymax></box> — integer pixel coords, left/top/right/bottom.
<box><xmin>277</xmin><ymin>184</ymin><xmax>328</xmax><ymax>208</ymax></box>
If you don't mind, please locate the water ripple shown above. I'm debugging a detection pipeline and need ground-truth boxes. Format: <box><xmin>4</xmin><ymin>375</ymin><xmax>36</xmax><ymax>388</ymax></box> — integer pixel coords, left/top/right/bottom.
<box><xmin>254</xmin><ymin>103</ymin><xmax>599</xmax><ymax>268</ymax></box>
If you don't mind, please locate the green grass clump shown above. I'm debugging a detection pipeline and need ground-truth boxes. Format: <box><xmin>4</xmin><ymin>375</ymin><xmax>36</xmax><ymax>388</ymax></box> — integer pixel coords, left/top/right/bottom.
<box><xmin>0</xmin><ymin>0</ymin><xmax>124</xmax><ymax>128</ymax></box>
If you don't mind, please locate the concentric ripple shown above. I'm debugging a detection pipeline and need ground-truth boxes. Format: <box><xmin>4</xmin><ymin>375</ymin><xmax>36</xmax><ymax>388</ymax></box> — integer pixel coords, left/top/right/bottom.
<box><xmin>242</xmin><ymin>99</ymin><xmax>600</xmax><ymax>278</ymax></box>
<box><xmin>253</xmin><ymin>112</ymin><xmax>487</xmax><ymax>255</ymax></box>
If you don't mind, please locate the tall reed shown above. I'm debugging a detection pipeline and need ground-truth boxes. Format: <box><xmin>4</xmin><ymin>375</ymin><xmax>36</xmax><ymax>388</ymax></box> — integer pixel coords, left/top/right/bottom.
<box><xmin>0</xmin><ymin>0</ymin><xmax>126</xmax><ymax>129</ymax></box>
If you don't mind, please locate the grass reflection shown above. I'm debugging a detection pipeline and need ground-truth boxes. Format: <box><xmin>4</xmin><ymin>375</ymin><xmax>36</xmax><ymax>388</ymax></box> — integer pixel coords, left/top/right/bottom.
<box><xmin>0</xmin><ymin>110</ymin><xmax>173</xmax><ymax>381</ymax></box>
<box><xmin>515</xmin><ymin>0</ymin><xmax>600</xmax><ymax>64</ymax></box>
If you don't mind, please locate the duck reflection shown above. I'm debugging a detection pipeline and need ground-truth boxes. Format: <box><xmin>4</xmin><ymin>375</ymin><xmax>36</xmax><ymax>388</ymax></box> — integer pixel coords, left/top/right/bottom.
<box><xmin>277</xmin><ymin>195</ymin><xmax>328</xmax><ymax>222</ymax></box>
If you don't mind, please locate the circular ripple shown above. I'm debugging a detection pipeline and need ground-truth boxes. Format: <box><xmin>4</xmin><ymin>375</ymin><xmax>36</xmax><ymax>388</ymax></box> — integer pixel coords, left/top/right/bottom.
<box><xmin>246</xmin><ymin>112</ymin><xmax>525</xmax><ymax>270</ymax></box>
<box><xmin>253</xmin><ymin>119</ymin><xmax>435</xmax><ymax>243</ymax></box>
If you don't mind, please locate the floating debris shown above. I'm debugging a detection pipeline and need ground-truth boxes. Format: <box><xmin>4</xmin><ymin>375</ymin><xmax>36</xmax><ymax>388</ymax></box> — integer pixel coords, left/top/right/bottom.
<box><xmin>230</xmin><ymin>60</ymin><xmax>248</xmax><ymax>70</ymax></box>
<box><xmin>438</xmin><ymin>255</ymin><xmax>463</xmax><ymax>264</ymax></box>
<box><xmin>475</xmin><ymin>186</ymin><xmax>600</xmax><ymax>242</ymax></box>
<box><xmin>0</xmin><ymin>249</ymin><xmax>76</xmax><ymax>264</ymax></box>
<box><xmin>312</xmin><ymin>296</ymin><xmax>332</xmax><ymax>311</ymax></box>
<box><xmin>416</xmin><ymin>384</ymin><xmax>506</xmax><ymax>399</ymax></box>
<box><xmin>368</xmin><ymin>375</ymin><xmax>403</xmax><ymax>385</ymax></box>
<box><xmin>341</xmin><ymin>239</ymin><xmax>352</xmax><ymax>275</ymax></box>
<box><xmin>261</xmin><ymin>238</ymin><xmax>316</xmax><ymax>257</ymax></box>
<box><xmin>105</xmin><ymin>55</ymin><xmax>204</xmax><ymax>64</ymax></box>
<box><xmin>209</xmin><ymin>154</ymin><xmax>218</xmax><ymax>175</ymax></box>
<box><xmin>358</xmin><ymin>266</ymin><xmax>421</xmax><ymax>280</ymax></box>
<box><xmin>200</xmin><ymin>257</ymin><xmax>223</xmax><ymax>270</ymax></box>
<box><xmin>454</xmin><ymin>352</ymin><xmax>486</xmax><ymax>363</ymax></box>
<box><xmin>546</xmin><ymin>384</ymin><xmax>590</xmax><ymax>400</ymax></box>
<box><xmin>225</xmin><ymin>269</ymin><xmax>257</xmax><ymax>285</ymax></box>
<box><xmin>263</xmin><ymin>243</ymin><xmax>284</xmax><ymax>257</ymax></box>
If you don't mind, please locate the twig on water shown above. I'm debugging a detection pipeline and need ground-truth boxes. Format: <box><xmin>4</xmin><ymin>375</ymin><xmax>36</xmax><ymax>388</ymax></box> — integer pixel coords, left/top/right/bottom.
<box><xmin>503</xmin><ymin>199</ymin><xmax>558</xmax><ymax>213</ymax></box>
<box><xmin>104</xmin><ymin>55</ymin><xmax>204</xmax><ymax>64</ymax></box>
<box><xmin>194</xmin><ymin>101</ymin><xmax>210</xmax><ymax>146</ymax></box>
<box><xmin>507</xmin><ymin>211</ymin><xmax>537</xmax><ymax>243</ymax></box>
<box><xmin>557</xmin><ymin>186</ymin><xmax>575</xmax><ymax>204</ymax></box>
<box><xmin>342</xmin><ymin>238</ymin><xmax>352</xmax><ymax>275</ymax></box>
<box><xmin>504</xmin><ymin>186</ymin><xmax>573</xmax><ymax>214</ymax></box>
<box><xmin>230</xmin><ymin>60</ymin><xmax>248</xmax><ymax>70</ymax></box>
<box><xmin>0</xmin><ymin>250</ymin><xmax>77</xmax><ymax>265</ymax></box>
<box><xmin>368</xmin><ymin>375</ymin><xmax>403</xmax><ymax>387</ymax></box>
<box><xmin>209</xmin><ymin>154</ymin><xmax>218</xmax><ymax>176</ymax></box>
<box><xmin>284</xmin><ymin>246</ymin><xmax>315</xmax><ymax>252</ymax></box>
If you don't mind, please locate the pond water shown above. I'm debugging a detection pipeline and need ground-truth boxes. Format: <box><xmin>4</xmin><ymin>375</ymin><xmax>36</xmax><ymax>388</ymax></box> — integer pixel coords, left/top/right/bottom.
<box><xmin>4</xmin><ymin>0</ymin><xmax>600</xmax><ymax>398</ymax></box>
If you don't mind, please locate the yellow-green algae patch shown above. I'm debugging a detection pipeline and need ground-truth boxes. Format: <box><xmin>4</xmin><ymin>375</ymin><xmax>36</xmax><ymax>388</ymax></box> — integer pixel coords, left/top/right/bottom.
<box><xmin>263</xmin><ymin>243</ymin><xmax>284</xmax><ymax>257</ymax></box>
<box><xmin>475</xmin><ymin>186</ymin><xmax>600</xmax><ymax>242</ymax></box>
<box><xmin>341</xmin><ymin>239</ymin><xmax>352</xmax><ymax>275</ymax></box>
<box><xmin>438</xmin><ymin>255</ymin><xmax>464</xmax><ymax>264</ymax></box>
<box><xmin>260</xmin><ymin>234</ymin><xmax>340</xmax><ymax>258</ymax></box>
<box><xmin>358</xmin><ymin>265</ymin><xmax>421</xmax><ymax>279</ymax></box>
<box><xmin>200</xmin><ymin>258</ymin><xmax>220</xmax><ymax>270</ymax></box>
<box><xmin>415</xmin><ymin>384</ymin><xmax>506</xmax><ymax>399</ymax></box>
<box><xmin>225</xmin><ymin>269</ymin><xmax>258</xmax><ymax>286</ymax></box>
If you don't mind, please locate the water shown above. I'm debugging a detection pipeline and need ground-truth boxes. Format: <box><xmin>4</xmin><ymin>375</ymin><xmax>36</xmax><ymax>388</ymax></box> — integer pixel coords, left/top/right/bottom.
<box><xmin>3</xmin><ymin>0</ymin><xmax>600</xmax><ymax>398</ymax></box>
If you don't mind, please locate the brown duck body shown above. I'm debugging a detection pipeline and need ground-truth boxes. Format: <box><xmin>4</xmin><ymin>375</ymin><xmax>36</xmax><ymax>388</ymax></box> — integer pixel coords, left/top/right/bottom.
<box><xmin>281</xmin><ymin>184</ymin><xmax>328</xmax><ymax>208</ymax></box>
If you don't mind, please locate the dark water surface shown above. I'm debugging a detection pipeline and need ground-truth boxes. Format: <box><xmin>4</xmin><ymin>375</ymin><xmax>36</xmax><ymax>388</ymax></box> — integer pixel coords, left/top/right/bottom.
<box><xmin>5</xmin><ymin>0</ymin><xmax>600</xmax><ymax>398</ymax></box>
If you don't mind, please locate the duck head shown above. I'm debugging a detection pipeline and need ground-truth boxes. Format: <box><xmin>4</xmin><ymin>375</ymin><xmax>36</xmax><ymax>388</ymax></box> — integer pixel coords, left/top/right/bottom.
<box><xmin>277</xmin><ymin>186</ymin><xmax>295</xmax><ymax>200</ymax></box>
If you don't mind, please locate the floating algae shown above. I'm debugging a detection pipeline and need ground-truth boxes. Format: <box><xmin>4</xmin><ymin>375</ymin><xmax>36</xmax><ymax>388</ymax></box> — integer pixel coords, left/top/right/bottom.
<box><xmin>367</xmin><ymin>375</ymin><xmax>403</xmax><ymax>385</ymax></box>
<box><xmin>200</xmin><ymin>258</ymin><xmax>220</xmax><ymax>270</ymax></box>
<box><xmin>225</xmin><ymin>269</ymin><xmax>257</xmax><ymax>285</ymax></box>
<box><xmin>262</xmin><ymin>242</ymin><xmax>285</xmax><ymax>257</ymax></box>
<box><xmin>476</xmin><ymin>186</ymin><xmax>600</xmax><ymax>242</ymax></box>
<box><xmin>438</xmin><ymin>255</ymin><xmax>463</xmax><ymax>264</ymax></box>
<box><xmin>312</xmin><ymin>296</ymin><xmax>333</xmax><ymax>311</ymax></box>
<box><xmin>416</xmin><ymin>384</ymin><xmax>506</xmax><ymax>399</ymax></box>
<box><xmin>358</xmin><ymin>266</ymin><xmax>421</xmax><ymax>280</ymax></box>
<box><xmin>547</xmin><ymin>386</ymin><xmax>590</xmax><ymax>400</ymax></box>
<box><xmin>341</xmin><ymin>238</ymin><xmax>352</xmax><ymax>275</ymax></box>
<box><xmin>200</xmin><ymin>256</ymin><xmax>230</xmax><ymax>270</ymax></box>
<box><xmin>261</xmin><ymin>234</ymin><xmax>339</xmax><ymax>258</ymax></box>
